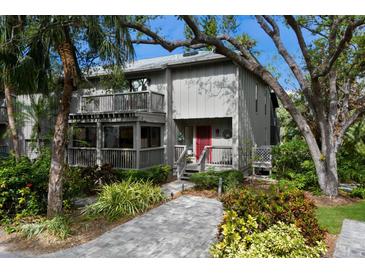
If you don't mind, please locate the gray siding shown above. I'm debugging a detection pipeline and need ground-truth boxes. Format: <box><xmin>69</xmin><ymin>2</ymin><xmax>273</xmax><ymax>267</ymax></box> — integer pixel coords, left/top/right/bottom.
<box><xmin>171</xmin><ymin>62</ymin><xmax>237</xmax><ymax>119</ymax></box>
<box><xmin>237</xmin><ymin>68</ymin><xmax>271</xmax><ymax>169</ymax></box>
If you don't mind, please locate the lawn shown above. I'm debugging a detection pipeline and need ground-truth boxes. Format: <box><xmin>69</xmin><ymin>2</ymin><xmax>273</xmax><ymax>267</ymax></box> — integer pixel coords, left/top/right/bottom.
<box><xmin>316</xmin><ymin>201</ymin><xmax>365</xmax><ymax>234</ymax></box>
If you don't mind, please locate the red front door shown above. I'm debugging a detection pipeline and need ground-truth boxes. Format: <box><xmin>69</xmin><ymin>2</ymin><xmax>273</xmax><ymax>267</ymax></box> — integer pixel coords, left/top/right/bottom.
<box><xmin>196</xmin><ymin>126</ymin><xmax>212</xmax><ymax>161</ymax></box>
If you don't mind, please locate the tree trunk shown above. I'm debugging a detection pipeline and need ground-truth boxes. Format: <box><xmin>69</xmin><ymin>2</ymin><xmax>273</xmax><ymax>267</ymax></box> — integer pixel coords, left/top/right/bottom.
<box><xmin>4</xmin><ymin>83</ymin><xmax>20</xmax><ymax>160</ymax></box>
<box><xmin>309</xmin><ymin>141</ymin><xmax>339</xmax><ymax>197</ymax></box>
<box><xmin>47</xmin><ymin>33</ymin><xmax>78</xmax><ymax>218</ymax></box>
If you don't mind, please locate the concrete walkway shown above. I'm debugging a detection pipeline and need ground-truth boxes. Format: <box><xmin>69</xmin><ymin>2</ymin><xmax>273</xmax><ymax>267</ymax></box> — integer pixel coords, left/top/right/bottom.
<box><xmin>334</xmin><ymin>219</ymin><xmax>365</xmax><ymax>258</ymax></box>
<box><xmin>43</xmin><ymin>195</ymin><xmax>222</xmax><ymax>258</ymax></box>
<box><xmin>161</xmin><ymin>180</ymin><xmax>195</xmax><ymax>197</ymax></box>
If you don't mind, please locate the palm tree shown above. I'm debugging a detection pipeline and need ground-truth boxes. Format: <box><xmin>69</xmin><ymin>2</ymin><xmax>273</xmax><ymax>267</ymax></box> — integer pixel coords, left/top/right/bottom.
<box><xmin>0</xmin><ymin>16</ymin><xmax>24</xmax><ymax>160</ymax></box>
<box><xmin>27</xmin><ymin>16</ymin><xmax>134</xmax><ymax>217</ymax></box>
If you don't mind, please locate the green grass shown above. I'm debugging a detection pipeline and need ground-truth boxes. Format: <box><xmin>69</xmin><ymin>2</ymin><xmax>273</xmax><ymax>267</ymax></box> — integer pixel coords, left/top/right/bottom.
<box><xmin>315</xmin><ymin>201</ymin><xmax>365</xmax><ymax>234</ymax></box>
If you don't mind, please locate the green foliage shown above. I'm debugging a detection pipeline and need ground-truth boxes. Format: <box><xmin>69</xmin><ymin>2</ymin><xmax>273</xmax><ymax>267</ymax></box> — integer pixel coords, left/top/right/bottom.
<box><xmin>211</xmin><ymin>211</ymin><xmax>326</xmax><ymax>258</ymax></box>
<box><xmin>221</xmin><ymin>186</ymin><xmax>325</xmax><ymax>246</ymax></box>
<box><xmin>116</xmin><ymin>165</ymin><xmax>172</xmax><ymax>185</ymax></box>
<box><xmin>19</xmin><ymin>215</ymin><xmax>71</xmax><ymax>240</ymax></box>
<box><xmin>83</xmin><ymin>178</ymin><xmax>166</xmax><ymax>221</ymax></box>
<box><xmin>190</xmin><ymin>169</ymin><xmax>243</xmax><ymax>191</ymax></box>
<box><xmin>350</xmin><ymin>187</ymin><xmax>365</xmax><ymax>199</ymax></box>
<box><xmin>0</xmin><ymin>154</ymin><xmax>49</xmax><ymax>220</ymax></box>
<box><xmin>45</xmin><ymin>215</ymin><xmax>71</xmax><ymax>240</ymax></box>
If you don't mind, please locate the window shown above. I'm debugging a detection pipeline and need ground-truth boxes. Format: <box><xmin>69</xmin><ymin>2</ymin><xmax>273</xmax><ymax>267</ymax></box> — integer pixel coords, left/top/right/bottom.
<box><xmin>72</xmin><ymin>126</ymin><xmax>97</xmax><ymax>147</ymax></box>
<box><xmin>129</xmin><ymin>78</ymin><xmax>150</xmax><ymax>92</ymax></box>
<box><xmin>141</xmin><ymin>126</ymin><xmax>161</xmax><ymax>148</ymax></box>
<box><xmin>265</xmin><ymin>92</ymin><xmax>267</xmax><ymax>116</ymax></box>
<box><xmin>255</xmin><ymin>84</ymin><xmax>258</xmax><ymax>113</ymax></box>
<box><xmin>103</xmin><ymin>126</ymin><xmax>134</xmax><ymax>148</ymax></box>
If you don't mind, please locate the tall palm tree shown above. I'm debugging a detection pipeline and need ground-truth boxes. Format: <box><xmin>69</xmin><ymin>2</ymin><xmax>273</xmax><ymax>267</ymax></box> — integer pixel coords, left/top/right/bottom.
<box><xmin>27</xmin><ymin>16</ymin><xmax>134</xmax><ymax>217</ymax></box>
<box><xmin>0</xmin><ymin>16</ymin><xmax>25</xmax><ymax>160</ymax></box>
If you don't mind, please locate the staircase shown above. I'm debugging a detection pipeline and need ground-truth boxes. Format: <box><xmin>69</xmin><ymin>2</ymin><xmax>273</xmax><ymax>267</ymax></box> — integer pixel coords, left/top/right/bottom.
<box><xmin>179</xmin><ymin>164</ymin><xmax>199</xmax><ymax>180</ymax></box>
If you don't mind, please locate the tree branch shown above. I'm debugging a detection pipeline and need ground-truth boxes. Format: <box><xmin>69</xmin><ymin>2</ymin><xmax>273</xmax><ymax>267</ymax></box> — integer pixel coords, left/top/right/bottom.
<box><xmin>317</xmin><ymin>18</ymin><xmax>365</xmax><ymax>77</ymax></box>
<box><xmin>284</xmin><ymin>15</ymin><xmax>315</xmax><ymax>76</ymax></box>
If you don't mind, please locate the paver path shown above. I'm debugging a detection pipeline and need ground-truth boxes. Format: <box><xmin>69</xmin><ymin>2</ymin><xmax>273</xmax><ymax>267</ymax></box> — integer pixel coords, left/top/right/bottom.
<box><xmin>44</xmin><ymin>195</ymin><xmax>223</xmax><ymax>258</ymax></box>
<box><xmin>334</xmin><ymin>219</ymin><xmax>365</xmax><ymax>258</ymax></box>
<box><xmin>161</xmin><ymin>180</ymin><xmax>195</xmax><ymax>197</ymax></box>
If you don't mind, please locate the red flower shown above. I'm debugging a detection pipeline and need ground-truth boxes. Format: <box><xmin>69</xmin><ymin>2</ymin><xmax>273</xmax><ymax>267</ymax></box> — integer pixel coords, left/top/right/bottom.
<box><xmin>26</xmin><ymin>183</ymin><xmax>33</xmax><ymax>188</ymax></box>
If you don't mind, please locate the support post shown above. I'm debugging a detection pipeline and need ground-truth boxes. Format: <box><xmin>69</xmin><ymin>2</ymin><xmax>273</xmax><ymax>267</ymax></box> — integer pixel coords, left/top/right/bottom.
<box><xmin>218</xmin><ymin>177</ymin><xmax>223</xmax><ymax>197</ymax></box>
<box><xmin>96</xmin><ymin>121</ymin><xmax>102</xmax><ymax>167</ymax></box>
<box><xmin>136</xmin><ymin>121</ymin><xmax>141</xmax><ymax>169</ymax></box>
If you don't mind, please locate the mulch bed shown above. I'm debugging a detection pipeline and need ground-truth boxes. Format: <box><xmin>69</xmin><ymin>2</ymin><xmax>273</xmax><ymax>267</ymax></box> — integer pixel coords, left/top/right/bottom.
<box><xmin>304</xmin><ymin>191</ymin><xmax>360</xmax><ymax>207</ymax></box>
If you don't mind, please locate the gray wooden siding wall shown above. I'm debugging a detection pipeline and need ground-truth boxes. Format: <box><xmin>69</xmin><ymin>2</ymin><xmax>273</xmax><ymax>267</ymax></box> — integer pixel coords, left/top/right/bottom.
<box><xmin>237</xmin><ymin>68</ymin><xmax>271</xmax><ymax>170</ymax></box>
<box><xmin>171</xmin><ymin>62</ymin><xmax>237</xmax><ymax>119</ymax></box>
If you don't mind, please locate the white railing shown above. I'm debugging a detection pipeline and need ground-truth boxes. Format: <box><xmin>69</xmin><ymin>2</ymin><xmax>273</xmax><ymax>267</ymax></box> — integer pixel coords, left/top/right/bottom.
<box><xmin>140</xmin><ymin>147</ymin><xmax>165</xmax><ymax>169</ymax></box>
<box><xmin>101</xmin><ymin>148</ymin><xmax>137</xmax><ymax>169</ymax></box>
<box><xmin>71</xmin><ymin>91</ymin><xmax>164</xmax><ymax>114</ymax></box>
<box><xmin>198</xmin><ymin>146</ymin><xmax>233</xmax><ymax>171</ymax></box>
<box><xmin>175</xmin><ymin>145</ymin><xmax>188</xmax><ymax>180</ymax></box>
<box><xmin>174</xmin><ymin>145</ymin><xmax>186</xmax><ymax>163</ymax></box>
<box><xmin>68</xmin><ymin>147</ymin><xmax>97</xmax><ymax>167</ymax></box>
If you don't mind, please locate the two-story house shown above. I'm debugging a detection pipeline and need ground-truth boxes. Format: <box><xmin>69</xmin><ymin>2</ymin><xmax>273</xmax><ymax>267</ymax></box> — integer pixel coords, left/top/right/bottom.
<box><xmin>1</xmin><ymin>51</ymin><xmax>280</xmax><ymax>178</ymax></box>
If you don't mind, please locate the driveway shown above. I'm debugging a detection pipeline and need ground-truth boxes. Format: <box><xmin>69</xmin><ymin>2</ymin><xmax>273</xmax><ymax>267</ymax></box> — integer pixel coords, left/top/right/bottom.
<box><xmin>44</xmin><ymin>195</ymin><xmax>223</xmax><ymax>258</ymax></box>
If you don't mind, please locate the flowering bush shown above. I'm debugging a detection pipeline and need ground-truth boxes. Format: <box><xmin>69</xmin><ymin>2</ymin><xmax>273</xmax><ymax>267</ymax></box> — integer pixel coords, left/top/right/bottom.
<box><xmin>0</xmin><ymin>153</ymin><xmax>49</xmax><ymax>221</ymax></box>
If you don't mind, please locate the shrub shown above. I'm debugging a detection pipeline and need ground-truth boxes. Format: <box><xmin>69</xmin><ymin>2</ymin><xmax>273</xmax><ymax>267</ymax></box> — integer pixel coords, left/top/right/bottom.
<box><xmin>0</xmin><ymin>156</ymin><xmax>48</xmax><ymax>220</ymax></box>
<box><xmin>19</xmin><ymin>215</ymin><xmax>71</xmax><ymax>240</ymax></box>
<box><xmin>79</xmin><ymin>164</ymin><xmax>119</xmax><ymax>188</ymax></box>
<box><xmin>190</xmin><ymin>169</ymin><xmax>243</xmax><ymax>191</ymax></box>
<box><xmin>210</xmin><ymin>211</ymin><xmax>327</xmax><ymax>258</ymax></box>
<box><xmin>350</xmin><ymin>187</ymin><xmax>365</xmax><ymax>199</ymax></box>
<box><xmin>221</xmin><ymin>186</ymin><xmax>325</xmax><ymax>246</ymax></box>
<box><xmin>83</xmin><ymin>178</ymin><xmax>166</xmax><ymax>221</ymax></box>
<box><xmin>116</xmin><ymin>165</ymin><xmax>172</xmax><ymax>185</ymax></box>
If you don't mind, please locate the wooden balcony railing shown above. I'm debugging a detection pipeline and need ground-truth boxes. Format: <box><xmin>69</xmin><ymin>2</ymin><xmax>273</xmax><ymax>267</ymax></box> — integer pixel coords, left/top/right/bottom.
<box><xmin>70</xmin><ymin>91</ymin><xmax>164</xmax><ymax>114</ymax></box>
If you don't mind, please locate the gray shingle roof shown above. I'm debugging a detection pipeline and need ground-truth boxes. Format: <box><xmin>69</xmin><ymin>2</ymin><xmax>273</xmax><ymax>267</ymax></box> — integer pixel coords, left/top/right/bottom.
<box><xmin>87</xmin><ymin>51</ymin><xmax>227</xmax><ymax>77</ymax></box>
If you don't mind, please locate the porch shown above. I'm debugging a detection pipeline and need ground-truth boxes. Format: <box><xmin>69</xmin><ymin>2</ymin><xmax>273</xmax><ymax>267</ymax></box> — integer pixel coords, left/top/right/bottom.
<box><xmin>67</xmin><ymin>120</ymin><xmax>165</xmax><ymax>169</ymax></box>
<box><xmin>172</xmin><ymin>118</ymin><xmax>236</xmax><ymax>178</ymax></box>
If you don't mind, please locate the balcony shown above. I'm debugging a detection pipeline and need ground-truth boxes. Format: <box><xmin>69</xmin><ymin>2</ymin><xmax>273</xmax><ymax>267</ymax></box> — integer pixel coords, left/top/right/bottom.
<box><xmin>70</xmin><ymin>91</ymin><xmax>165</xmax><ymax>115</ymax></box>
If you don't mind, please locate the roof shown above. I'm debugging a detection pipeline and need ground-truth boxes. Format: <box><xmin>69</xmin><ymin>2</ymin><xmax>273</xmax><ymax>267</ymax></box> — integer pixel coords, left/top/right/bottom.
<box><xmin>86</xmin><ymin>51</ymin><xmax>228</xmax><ymax>77</ymax></box>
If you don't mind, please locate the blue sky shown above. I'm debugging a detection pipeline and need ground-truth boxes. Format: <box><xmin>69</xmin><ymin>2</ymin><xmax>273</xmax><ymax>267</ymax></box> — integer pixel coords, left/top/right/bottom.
<box><xmin>132</xmin><ymin>16</ymin><xmax>313</xmax><ymax>90</ymax></box>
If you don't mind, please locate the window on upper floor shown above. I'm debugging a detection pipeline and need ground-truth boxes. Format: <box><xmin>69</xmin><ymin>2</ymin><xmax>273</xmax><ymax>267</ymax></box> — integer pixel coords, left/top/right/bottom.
<box><xmin>129</xmin><ymin>78</ymin><xmax>150</xmax><ymax>92</ymax></box>
<box><xmin>265</xmin><ymin>92</ymin><xmax>267</xmax><ymax>116</ymax></box>
<box><xmin>255</xmin><ymin>84</ymin><xmax>258</xmax><ymax>113</ymax></box>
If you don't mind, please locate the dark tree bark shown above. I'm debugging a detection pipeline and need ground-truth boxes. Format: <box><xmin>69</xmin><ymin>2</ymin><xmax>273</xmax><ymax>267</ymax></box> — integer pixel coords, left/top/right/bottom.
<box><xmin>4</xmin><ymin>83</ymin><xmax>20</xmax><ymax>160</ymax></box>
<box><xmin>47</xmin><ymin>27</ymin><xmax>78</xmax><ymax>218</ymax></box>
